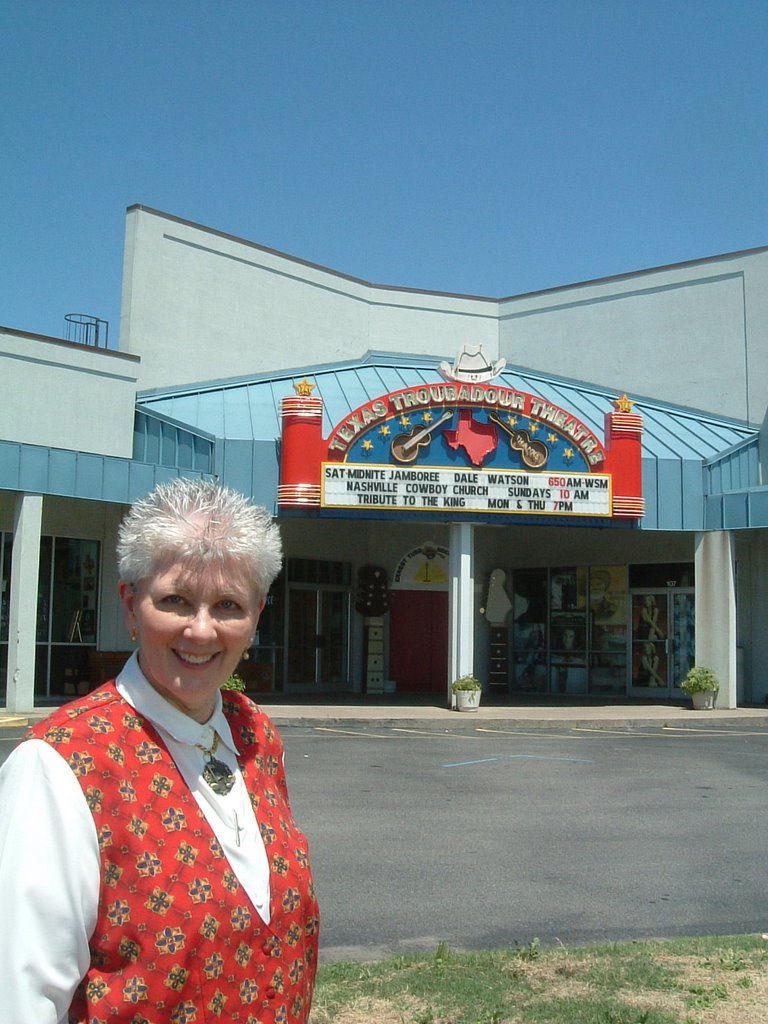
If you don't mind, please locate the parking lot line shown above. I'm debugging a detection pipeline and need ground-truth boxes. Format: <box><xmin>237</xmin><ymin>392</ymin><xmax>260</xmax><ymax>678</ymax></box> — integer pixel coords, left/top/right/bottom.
<box><xmin>572</xmin><ymin>726</ymin><xmax>665</xmax><ymax>737</ymax></box>
<box><xmin>314</xmin><ymin>727</ymin><xmax>394</xmax><ymax>739</ymax></box>
<box><xmin>660</xmin><ymin>726</ymin><xmax>768</xmax><ymax>737</ymax></box>
<box><xmin>506</xmin><ymin>753</ymin><xmax>593</xmax><ymax>763</ymax></box>
<box><xmin>442</xmin><ymin>757</ymin><xmax>499</xmax><ymax>768</ymax></box>
<box><xmin>391</xmin><ymin>727</ymin><xmax>470</xmax><ymax>738</ymax></box>
<box><xmin>476</xmin><ymin>726</ymin><xmax>590</xmax><ymax>740</ymax></box>
<box><xmin>442</xmin><ymin>752</ymin><xmax>594</xmax><ymax>768</ymax></box>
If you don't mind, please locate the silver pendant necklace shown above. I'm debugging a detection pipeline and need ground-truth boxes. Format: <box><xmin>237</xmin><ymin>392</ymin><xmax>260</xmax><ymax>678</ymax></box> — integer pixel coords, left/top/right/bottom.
<box><xmin>196</xmin><ymin>731</ymin><xmax>236</xmax><ymax>796</ymax></box>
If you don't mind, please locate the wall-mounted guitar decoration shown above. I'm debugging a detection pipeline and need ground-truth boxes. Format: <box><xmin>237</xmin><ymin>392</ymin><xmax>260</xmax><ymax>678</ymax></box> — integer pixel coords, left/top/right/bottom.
<box><xmin>488</xmin><ymin>412</ymin><xmax>549</xmax><ymax>468</ymax></box>
<box><xmin>390</xmin><ymin>409</ymin><xmax>454</xmax><ymax>463</ymax></box>
<box><xmin>481</xmin><ymin>568</ymin><xmax>512</xmax><ymax>689</ymax></box>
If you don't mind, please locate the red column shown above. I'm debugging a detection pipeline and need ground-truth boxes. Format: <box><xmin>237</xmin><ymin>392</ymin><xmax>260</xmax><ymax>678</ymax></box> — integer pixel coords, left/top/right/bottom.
<box><xmin>277</xmin><ymin>395</ymin><xmax>324</xmax><ymax>507</ymax></box>
<box><xmin>603</xmin><ymin>397</ymin><xmax>645</xmax><ymax>519</ymax></box>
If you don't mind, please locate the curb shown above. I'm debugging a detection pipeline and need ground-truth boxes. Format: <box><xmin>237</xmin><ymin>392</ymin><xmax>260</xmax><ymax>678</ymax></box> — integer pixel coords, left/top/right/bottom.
<box><xmin>0</xmin><ymin>716</ymin><xmax>29</xmax><ymax>730</ymax></box>
<box><xmin>266</xmin><ymin>712</ymin><xmax>768</xmax><ymax>733</ymax></box>
<box><xmin>3</xmin><ymin>707</ymin><xmax>768</xmax><ymax>733</ymax></box>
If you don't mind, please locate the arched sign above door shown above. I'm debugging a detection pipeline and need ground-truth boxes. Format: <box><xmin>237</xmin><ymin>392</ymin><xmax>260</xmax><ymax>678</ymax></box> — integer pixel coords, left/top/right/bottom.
<box><xmin>391</xmin><ymin>542</ymin><xmax>449</xmax><ymax>591</ymax></box>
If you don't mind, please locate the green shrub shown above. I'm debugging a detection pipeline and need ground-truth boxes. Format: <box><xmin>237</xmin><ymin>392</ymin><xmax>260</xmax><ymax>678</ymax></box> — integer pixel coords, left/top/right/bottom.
<box><xmin>680</xmin><ymin>666</ymin><xmax>720</xmax><ymax>695</ymax></box>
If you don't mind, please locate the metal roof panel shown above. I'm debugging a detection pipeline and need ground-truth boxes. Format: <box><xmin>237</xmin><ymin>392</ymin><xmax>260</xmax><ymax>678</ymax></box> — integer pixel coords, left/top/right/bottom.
<box><xmin>136</xmin><ymin>353</ymin><xmax>758</xmax><ymax>520</ymax></box>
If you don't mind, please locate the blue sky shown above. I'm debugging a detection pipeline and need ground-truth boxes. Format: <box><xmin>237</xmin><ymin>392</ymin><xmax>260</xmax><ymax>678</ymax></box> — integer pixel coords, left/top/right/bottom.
<box><xmin>2</xmin><ymin>0</ymin><xmax>767</xmax><ymax>343</ymax></box>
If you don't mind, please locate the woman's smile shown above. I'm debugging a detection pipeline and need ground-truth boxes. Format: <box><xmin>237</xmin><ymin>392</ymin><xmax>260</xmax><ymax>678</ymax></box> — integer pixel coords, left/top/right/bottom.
<box><xmin>175</xmin><ymin>650</ymin><xmax>220</xmax><ymax>665</ymax></box>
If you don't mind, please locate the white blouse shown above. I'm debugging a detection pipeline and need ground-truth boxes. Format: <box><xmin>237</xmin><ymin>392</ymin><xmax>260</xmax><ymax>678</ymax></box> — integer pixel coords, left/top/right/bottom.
<box><xmin>0</xmin><ymin>653</ymin><xmax>271</xmax><ymax>1024</ymax></box>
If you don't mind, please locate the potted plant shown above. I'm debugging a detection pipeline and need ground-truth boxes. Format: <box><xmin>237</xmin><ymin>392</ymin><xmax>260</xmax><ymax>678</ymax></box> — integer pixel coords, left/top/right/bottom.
<box><xmin>680</xmin><ymin>666</ymin><xmax>719</xmax><ymax>710</ymax></box>
<box><xmin>451</xmin><ymin>674</ymin><xmax>482</xmax><ymax>712</ymax></box>
<box><xmin>221</xmin><ymin>672</ymin><xmax>246</xmax><ymax>693</ymax></box>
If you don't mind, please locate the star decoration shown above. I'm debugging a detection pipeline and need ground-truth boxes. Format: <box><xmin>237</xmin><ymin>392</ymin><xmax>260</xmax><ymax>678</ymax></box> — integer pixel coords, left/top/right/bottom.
<box><xmin>529</xmin><ymin>422</ymin><xmax>539</xmax><ymax>434</ymax></box>
<box><xmin>506</xmin><ymin>415</ymin><xmax>518</xmax><ymax>427</ymax></box>
<box><xmin>400</xmin><ymin>416</ymin><xmax>411</xmax><ymax>428</ymax></box>
<box><xmin>564</xmin><ymin>448</ymin><xmax>575</xmax><ymax>461</ymax></box>
<box><xmin>293</xmin><ymin>378</ymin><xmax>316</xmax><ymax>397</ymax></box>
<box><xmin>547</xmin><ymin>433</ymin><xmax>558</xmax><ymax>445</ymax></box>
<box><xmin>423</xmin><ymin>411</ymin><xmax>433</xmax><ymax>423</ymax></box>
<box><xmin>613</xmin><ymin>393</ymin><xmax>634</xmax><ymax>413</ymax></box>
<box><xmin>379</xmin><ymin>425</ymin><xmax>391</xmax><ymax>438</ymax></box>
<box><xmin>362</xmin><ymin>439</ymin><xmax>374</xmax><ymax>452</ymax></box>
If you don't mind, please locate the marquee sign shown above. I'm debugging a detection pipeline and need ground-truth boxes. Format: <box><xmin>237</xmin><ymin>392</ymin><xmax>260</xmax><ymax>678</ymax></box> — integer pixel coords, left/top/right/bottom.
<box><xmin>322</xmin><ymin>465</ymin><xmax>612</xmax><ymax>517</ymax></box>
<box><xmin>277</xmin><ymin>347</ymin><xmax>644</xmax><ymax>520</ymax></box>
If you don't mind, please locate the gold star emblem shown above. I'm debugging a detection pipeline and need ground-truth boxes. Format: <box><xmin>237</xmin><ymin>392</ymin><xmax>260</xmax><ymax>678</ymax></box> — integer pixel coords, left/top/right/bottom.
<box><xmin>423</xmin><ymin>411</ymin><xmax>433</xmax><ymax>423</ymax></box>
<box><xmin>379</xmin><ymin>425</ymin><xmax>391</xmax><ymax>438</ymax></box>
<box><xmin>547</xmin><ymin>433</ymin><xmax>558</xmax><ymax>445</ymax></box>
<box><xmin>506</xmin><ymin>415</ymin><xmax>518</xmax><ymax>427</ymax></box>
<box><xmin>293</xmin><ymin>378</ymin><xmax>315</xmax><ymax>397</ymax></box>
<box><xmin>613</xmin><ymin>393</ymin><xmax>634</xmax><ymax>413</ymax></box>
<box><xmin>529</xmin><ymin>422</ymin><xmax>539</xmax><ymax>434</ymax></box>
<box><xmin>400</xmin><ymin>416</ymin><xmax>411</xmax><ymax>428</ymax></box>
<box><xmin>564</xmin><ymin>448</ymin><xmax>575</xmax><ymax>461</ymax></box>
<box><xmin>362</xmin><ymin>439</ymin><xmax>374</xmax><ymax>452</ymax></box>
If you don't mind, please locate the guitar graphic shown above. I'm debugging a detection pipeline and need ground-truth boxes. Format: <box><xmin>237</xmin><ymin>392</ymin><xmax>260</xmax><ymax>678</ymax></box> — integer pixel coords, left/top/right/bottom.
<box><xmin>390</xmin><ymin>410</ymin><xmax>454</xmax><ymax>463</ymax></box>
<box><xmin>489</xmin><ymin>412</ymin><xmax>549</xmax><ymax>468</ymax></box>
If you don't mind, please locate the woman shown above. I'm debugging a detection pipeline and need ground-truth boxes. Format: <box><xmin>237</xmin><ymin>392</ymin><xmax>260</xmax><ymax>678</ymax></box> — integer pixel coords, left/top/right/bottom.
<box><xmin>637</xmin><ymin>594</ymin><xmax>663</xmax><ymax>641</ymax></box>
<box><xmin>638</xmin><ymin>641</ymin><xmax>665</xmax><ymax>687</ymax></box>
<box><xmin>0</xmin><ymin>479</ymin><xmax>319</xmax><ymax>1023</ymax></box>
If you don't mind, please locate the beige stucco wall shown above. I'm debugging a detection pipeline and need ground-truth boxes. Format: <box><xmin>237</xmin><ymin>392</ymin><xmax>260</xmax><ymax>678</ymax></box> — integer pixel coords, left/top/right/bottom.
<box><xmin>120</xmin><ymin>207</ymin><xmax>500</xmax><ymax>391</ymax></box>
<box><xmin>0</xmin><ymin>329</ymin><xmax>139</xmax><ymax>458</ymax></box>
<box><xmin>119</xmin><ymin>207</ymin><xmax>768</xmax><ymax>429</ymax></box>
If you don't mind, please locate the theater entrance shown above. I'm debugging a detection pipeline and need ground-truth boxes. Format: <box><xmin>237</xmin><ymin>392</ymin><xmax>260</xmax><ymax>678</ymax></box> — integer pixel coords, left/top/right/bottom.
<box><xmin>388</xmin><ymin>590</ymin><xmax>449</xmax><ymax>693</ymax></box>
<box><xmin>388</xmin><ymin>541</ymin><xmax>450</xmax><ymax>695</ymax></box>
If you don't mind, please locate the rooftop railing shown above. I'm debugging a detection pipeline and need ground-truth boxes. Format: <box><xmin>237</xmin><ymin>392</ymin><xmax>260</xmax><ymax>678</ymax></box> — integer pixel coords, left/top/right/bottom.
<box><xmin>64</xmin><ymin>313</ymin><xmax>109</xmax><ymax>348</ymax></box>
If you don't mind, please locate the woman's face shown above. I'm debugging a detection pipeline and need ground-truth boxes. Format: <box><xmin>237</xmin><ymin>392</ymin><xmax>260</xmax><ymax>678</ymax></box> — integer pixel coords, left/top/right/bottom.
<box><xmin>120</xmin><ymin>560</ymin><xmax>263</xmax><ymax>723</ymax></box>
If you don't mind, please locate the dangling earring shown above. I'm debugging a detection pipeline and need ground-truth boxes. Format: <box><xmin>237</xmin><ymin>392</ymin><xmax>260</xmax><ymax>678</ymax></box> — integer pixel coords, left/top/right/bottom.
<box><xmin>131</xmin><ymin>629</ymin><xmax>138</xmax><ymax>643</ymax></box>
<box><xmin>242</xmin><ymin>647</ymin><xmax>251</xmax><ymax>661</ymax></box>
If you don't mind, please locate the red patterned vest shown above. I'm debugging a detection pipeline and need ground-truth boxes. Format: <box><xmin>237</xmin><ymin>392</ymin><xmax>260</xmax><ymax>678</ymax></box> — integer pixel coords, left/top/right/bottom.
<box><xmin>29</xmin><ymin>683</ymin><xmax>320</xmax><ymax>1024</ymax></box>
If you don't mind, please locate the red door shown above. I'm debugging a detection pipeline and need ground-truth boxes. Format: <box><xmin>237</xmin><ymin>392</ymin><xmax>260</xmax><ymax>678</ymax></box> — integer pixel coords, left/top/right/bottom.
<box><xmin>388</xmin><ymin>591</ymin><xmax>448</xmax><ymax>693</ymax></box>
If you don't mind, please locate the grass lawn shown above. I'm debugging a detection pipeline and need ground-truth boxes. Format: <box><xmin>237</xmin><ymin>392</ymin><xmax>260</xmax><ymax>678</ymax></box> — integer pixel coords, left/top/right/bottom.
<box><xmin>310</xmin><ymin>934</ymin><xmax>768</xmax><ymax>1024</ymax></box>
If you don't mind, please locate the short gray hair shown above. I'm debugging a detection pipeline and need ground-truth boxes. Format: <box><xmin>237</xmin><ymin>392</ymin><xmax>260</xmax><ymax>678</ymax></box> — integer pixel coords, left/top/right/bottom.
<box><xmin>117</xmin><ymin>478</ymin><xmax>282</xmax><ymax>599</ymax></box>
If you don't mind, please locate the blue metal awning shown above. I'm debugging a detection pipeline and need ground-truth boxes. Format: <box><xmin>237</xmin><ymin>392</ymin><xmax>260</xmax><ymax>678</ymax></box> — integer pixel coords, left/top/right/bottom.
<box><xmin>0</xmin><ymin>439</ymin><xmax>212</xmax><ymax>505</ymax></box>
<box><xmin>136</xmin><ymin>352</ymin><xmax>759</xmax><ymax>530</ymax></box>
<box><xmin>5</xmin><ymin>353</ymin><xmax>760</xmax><ymax>527</ymax></box>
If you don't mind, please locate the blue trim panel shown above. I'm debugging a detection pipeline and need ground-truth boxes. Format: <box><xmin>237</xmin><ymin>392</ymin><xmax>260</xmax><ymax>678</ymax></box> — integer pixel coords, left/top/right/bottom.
<box><xmin>132</xmin><ymin>410</ymin><xmax>215</xmax><ymax>474</ymax></box>
<box><xmin>705</xmin><ymin>486</ymin><xmax>768</xmax><ymax>530</ymax></box>
<box><xmin>0</xmin><ymin>440</ymin><xmax>212</xmax><ymax>504</ymax></box>
<box><xmin>704</xmin><ymin>435</ymin><xmax>760</xmax><ymax>494</ymax></box>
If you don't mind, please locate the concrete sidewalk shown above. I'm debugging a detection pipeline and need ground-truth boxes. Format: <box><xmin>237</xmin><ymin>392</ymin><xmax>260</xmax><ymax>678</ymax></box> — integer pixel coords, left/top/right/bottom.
<box><xmin>3</xmin><ymin>699</ymin><xmax>768</xmax><ymax>732</ymax></box>
<box><xmin>258</xmin><ymin>700</ymin><xmax>768</xmax><ymax>731</ymax></box>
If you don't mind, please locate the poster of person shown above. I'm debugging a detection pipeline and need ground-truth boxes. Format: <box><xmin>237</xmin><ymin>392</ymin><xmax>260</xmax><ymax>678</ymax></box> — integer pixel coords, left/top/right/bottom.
<box><xmin>632</xmin><ymin>593</ymin><xmax>667</xmax><ymax>641</ymax></box>
<box><xmin>632</xmin><ymin>640</ymin><xmax>667</xmax><ymax>687</ymax></box>
<box><xmin>550</xmin><ymin>568</ymin><xmax>587</xmax><ymax>611</ymax></box>
<box><xmin>589</xmin><ymin>566</ymin><xmax>627</xmax><ymax>625</ymax></box>
<box><xmin>512</xmin><ymin>652</ymin><xmax>547</xmax><ymax>692</ymax></box>
<box><xmin>553</xmin><ymin>621</ymin><xmax>586</xmax><ymax>652</ymax></box>
<box><xmin>513</xmin><ymin>621</ymin><xmax>546</xmax><ymax>653</ymax></box>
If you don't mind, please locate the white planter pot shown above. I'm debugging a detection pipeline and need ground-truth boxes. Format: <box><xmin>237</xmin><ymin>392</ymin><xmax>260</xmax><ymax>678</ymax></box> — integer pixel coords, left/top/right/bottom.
<box><xmin>691</xmin><ymin>690</ymin><xmax>716</xmax><ymax>710</ymax></box>
<box><xmin>455</xmin><ymin>689</ymin><xmax>481</xmax><ymax>712</ymax></box>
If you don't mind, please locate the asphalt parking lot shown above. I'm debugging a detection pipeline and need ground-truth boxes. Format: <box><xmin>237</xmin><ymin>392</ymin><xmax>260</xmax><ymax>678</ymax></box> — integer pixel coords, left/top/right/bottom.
<box><xmin>278</xmin><ymin>722</ymin><xmax>768</xmax><ymax>962</ymax></box>
<box><xmin>4</xmin><ymin>719</ymin><xmax>767</xmax><ymax>964</ymax></box>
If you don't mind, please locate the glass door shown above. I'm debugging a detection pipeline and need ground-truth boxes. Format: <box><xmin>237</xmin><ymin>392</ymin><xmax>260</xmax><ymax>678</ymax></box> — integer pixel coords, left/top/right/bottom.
<box><xmin>670</xmin><ymin>591</ymin><xmax>695</xmax><ymax>687</ymax></box>
<box><xmin>285</xmin><ymin>586</ymin><xmax>350</xmax><ymax>689</ymax></box>
<box><xmin>630</xmin><ymin>589</ymin><xmax>695</xmax><ymax>696</ymax></box>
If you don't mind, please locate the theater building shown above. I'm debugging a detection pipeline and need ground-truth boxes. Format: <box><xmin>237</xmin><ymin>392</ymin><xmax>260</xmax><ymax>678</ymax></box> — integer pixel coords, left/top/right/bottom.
<box><xmin>2</xmin><ymin>205</ymin><xmax>768</xmax><ymax>712</ymax></box>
